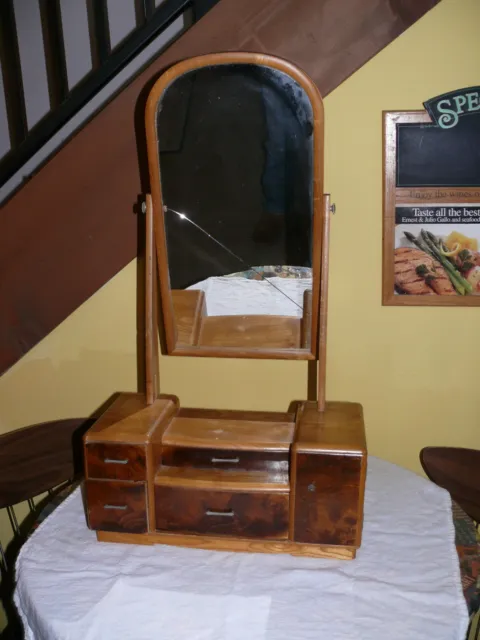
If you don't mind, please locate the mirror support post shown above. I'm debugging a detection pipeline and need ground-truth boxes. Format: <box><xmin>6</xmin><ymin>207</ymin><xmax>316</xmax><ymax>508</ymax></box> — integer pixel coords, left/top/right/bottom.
<box><xmin>145</xmin><ymin>194</ymin><xmax>160</xmax><ymax>405</ymax></box>
<box><xmin>317</xmin><ymin>194</ymin><xmax>331</xmax><ymax>412</ymax></box>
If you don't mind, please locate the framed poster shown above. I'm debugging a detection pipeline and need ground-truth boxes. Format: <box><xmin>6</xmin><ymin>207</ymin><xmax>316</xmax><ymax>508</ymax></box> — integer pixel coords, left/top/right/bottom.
<box><xmin>383</xmin><ymin>87</ymin><xmax>480</xmax><ymax>306</ymax></box>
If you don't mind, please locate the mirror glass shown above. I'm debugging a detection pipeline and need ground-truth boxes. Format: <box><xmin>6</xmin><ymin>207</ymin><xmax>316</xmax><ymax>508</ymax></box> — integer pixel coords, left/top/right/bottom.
<box><xmin>156</xmin><ymin>63</ymin><xmax>315</xmax><ymax>352</ymax></box>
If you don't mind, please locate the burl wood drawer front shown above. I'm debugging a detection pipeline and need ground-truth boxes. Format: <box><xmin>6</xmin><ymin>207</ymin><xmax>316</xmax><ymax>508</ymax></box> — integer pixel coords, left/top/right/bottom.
<box><xmin>293</xmin><ymin>453</ymin><xmax>362</xmax><ymax>546</ymax></box>
<box><xmin>86</xmin><ymin>443</ymin><xmax>146</xmax><ymax>481</ymax></box>
<box><xmin>85</xmin><ymin>480</ymin><xmax>147</xmax><ymax>533</ymax></box>
<box><xmin>161</xmin><ymin>446</ymin><xmax>289</xmax><ymax>473</ymax></box>
<box><xmin>155</xmin><ymin>486</ymin><xmax>289</xmax><ymax>539</ymax></box>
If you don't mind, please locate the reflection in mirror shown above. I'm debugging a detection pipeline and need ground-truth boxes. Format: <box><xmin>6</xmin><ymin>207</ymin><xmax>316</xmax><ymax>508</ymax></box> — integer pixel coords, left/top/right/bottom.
<box><xmin>156</xmin><ymin>62</ymin><xmax>315</xmax><ymax>352</ymax></box>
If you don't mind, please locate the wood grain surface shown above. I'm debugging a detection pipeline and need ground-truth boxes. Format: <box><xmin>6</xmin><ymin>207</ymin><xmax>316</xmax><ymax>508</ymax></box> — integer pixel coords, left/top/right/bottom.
<box><xmin>84</xmin><ymin>392</ymin><xmax>178</xmax><ymax>444</ymax></box>
<box><xmin>294</xmin><ymin>401</ymin><xmax>367</xmax><ymax>453</ymax></box>
<box><xmin>161</xmin><ymin>445</ymin><xmax>289</xmax><ymax>473</ymax></box>
<box><xmin>85</xmin><ymin>479</ymin><xmax>147</xmax><ymax>533</ymax></box>
<box><xmin>177</xmin><ymin>408</ymin><xmax>295</xmax><ymax>422</ymax></box>
<box><xmin>155</xmin><ymin>484</ymin><xmax>289</xmax><ymax>538</ymax></box>
<box><xmin>292</xmin><ymin>400</ymin><xmax>367</xmax><ymax>547</ymax></box>
<box><xmin>170</xmin><ymin>344</ymin><xmax>316</xmax><ymax>360</ymax></box>
<box><xmin>154</xmin><ymin>466</ymin><xmax>289</xmax><ymax>492</ymax></box>
<box><xmin>83</xmin><ymin>398</ymin><xmax>368</xmax><ymax>554</ymax></box>
<box><xmin>97</xmin><ymin>530</ymin><xmax>356</xmax><ymax>559</ymax></box>
<box><xmin>293</xmin><ymin>452</ymin><xmax>363</xmax><ymax>546</ymax></box>
<box><xmin>172</xmin><ymin>289</ymin><xmax>206</xmax><ymax>346</ymax></box>
<box><xmin>301</xmin><ymin>290</ymin><xmax>312</xmax><ymax>350</ymax></box>
<box><xmin>0</xmin><ymin>418</ymin><xmax>94</xmax><ymax>508</ymax></box>
<box><xmin>85</xmin><ymin>443</ymin><xmax>146</xmax><ymax>481</ymax></box>
<box><xmin>317</xmin><ymin>194</ymin><xmax>331</xmax><ymax>409</ymax></box>
<box><xmin>198</xmin><ymin>315</ymin><xmax>303</xmax><ymax>351</ymax></box>
<box><xmin>420</xmin><ymin>446</ymin><xmax>480</xmax><ymax>522</ymax></box>
<box><xmin>145</xmin><ymin>193</ymin><xmax>160</xmax><ymax>404</ymax></box>
<box><xmin>162</xmin><ymin>411</ymin><xmax>295</xmax><ymax>450</ymax></box>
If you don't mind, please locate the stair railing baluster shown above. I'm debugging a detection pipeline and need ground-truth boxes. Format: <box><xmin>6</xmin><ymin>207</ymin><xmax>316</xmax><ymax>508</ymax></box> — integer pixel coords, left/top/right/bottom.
<box><xmin>87</xmin><ymin>0</ymin><xmax>111</xmax><ymax>68</ymax></box>
<box><xmin>135</xmin><ymin>0</ymin><xmax>156</xmax><ymax>26</ymax></box>
<box><xmin>0</xmin><ymin>0</ymin><xmax>28</xmax><ymax>148</ymax></box>
<box><xmin>39</xmin><ymin>0</ymin><xmax>69</xmax><ymax>109</ymax></box>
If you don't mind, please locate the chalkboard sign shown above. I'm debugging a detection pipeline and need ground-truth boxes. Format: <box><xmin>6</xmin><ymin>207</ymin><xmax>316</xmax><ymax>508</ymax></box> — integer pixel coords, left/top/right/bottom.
<box><xmin>383</xmin><ymin>87</ymin><xmax>480</xmax><ymax>307</ymax></box>
<box><xmin>397</xmin><ymin>117</ymin><xmax>480</xmax><ymax>187</ymax></box>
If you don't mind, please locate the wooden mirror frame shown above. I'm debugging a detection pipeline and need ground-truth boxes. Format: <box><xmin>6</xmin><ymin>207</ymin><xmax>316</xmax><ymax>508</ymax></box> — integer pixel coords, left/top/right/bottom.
<box><xmin>145</xmin><ymin>52</ymin><xmax>326</xmax><ymax>360</ymax></box>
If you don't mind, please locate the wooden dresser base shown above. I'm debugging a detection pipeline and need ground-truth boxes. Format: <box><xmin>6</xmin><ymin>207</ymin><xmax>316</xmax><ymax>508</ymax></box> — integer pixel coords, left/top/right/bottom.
<box><xmin>96</xmin><ymin>530</ymin><xmax>356</xmax><ymax>560</ymax></box>
<box><xmin>84</xmin><ymin>393</ymin><xmax>366</xmax><ymax>560</ymax></box>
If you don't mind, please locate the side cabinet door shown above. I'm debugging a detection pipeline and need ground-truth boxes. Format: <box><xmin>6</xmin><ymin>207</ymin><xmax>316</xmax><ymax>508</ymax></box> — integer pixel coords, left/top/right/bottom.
<box><xmin>293</xmin><ymin>453</ymin><xmax>364</xmax><ymax>546</ymax></box>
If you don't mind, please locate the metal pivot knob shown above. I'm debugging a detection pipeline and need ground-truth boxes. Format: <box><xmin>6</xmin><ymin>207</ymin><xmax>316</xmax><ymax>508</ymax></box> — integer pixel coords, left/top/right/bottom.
<box><xmin>330</xmin><ymin>203</ymin><xmax>336</xmax><ymax>214</ymax></box>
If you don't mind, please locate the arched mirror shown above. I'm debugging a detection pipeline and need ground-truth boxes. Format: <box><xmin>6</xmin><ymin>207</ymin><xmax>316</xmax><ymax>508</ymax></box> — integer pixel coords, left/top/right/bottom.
<box><xmin>145</xmin><ymin>53</ymin><xmax>325</xmax><ymax>359</ymax></box>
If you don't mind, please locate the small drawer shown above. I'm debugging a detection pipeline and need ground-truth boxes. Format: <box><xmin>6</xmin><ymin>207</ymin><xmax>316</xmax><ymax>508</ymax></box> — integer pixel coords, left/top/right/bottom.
<box><xmin>155</xmin><ymin>485</ymin><xmax>289</xmax><ymax>539</ymax></box>
<box><xmin>85</xmin><ymin>480</ymin><xmax>147</xmax><ymax>533</ymax></box>
<box><xmin>86</xmin><ymin>443</ymin><xmax>146</xmax><ymax>481</ymax></box>
<box><xmin>161</xmin><ymin>446</ymin><xmax>289</xmax><ymax>473</ymax></box>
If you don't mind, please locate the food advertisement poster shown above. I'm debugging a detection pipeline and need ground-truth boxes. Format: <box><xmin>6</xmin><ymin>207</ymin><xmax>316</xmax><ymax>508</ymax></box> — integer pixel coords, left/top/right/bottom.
<box><xmin>383</xmin><ymin>87</ymin><xmax>480</xmax><ymax>306</ymax></box>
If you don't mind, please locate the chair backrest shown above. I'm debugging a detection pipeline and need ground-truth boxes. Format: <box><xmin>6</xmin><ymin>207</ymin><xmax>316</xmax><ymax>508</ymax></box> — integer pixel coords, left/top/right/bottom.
<box><xmin>420</xmin><ymin>446</ymin><xmax>480</xmax><ymax>523</ymax></box>
<box><xmin>0</xmin><ymin>418</ymin><xmax>94</xmax><ymax>510</ymax></box>
<box><xmin>0</xmin><ymin>418</ymin><xmax>94</xmax><ymax>638</ymax></box>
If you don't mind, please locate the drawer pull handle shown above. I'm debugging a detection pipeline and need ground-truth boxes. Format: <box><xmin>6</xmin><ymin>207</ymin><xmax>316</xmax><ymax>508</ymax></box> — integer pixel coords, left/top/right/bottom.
<box><xmin>211</xmin><ymin>457</ymin><xmax>239</xmax><ymax>464</ymax></box>
<box><xmin>104</xmin><ymin>458</ymin><xmax>128</xmax><ymax>465</ymax></box>
<box><xmin>206</xmin><ymin>509</ymin><xmax>235</xmax><ymax>517</ymax></box>
<box><xmin>103</xmin><ymin>504</ymin><xmax>128</xmax><ymax>511</ymax></box>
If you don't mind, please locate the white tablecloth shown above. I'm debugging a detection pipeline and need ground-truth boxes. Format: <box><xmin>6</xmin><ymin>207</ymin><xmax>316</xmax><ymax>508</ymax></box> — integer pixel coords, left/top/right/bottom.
<box><xmin>188</xmin><ymin>276</ymin><xmax>311</xmax><ymax>317</ymax></box>
<box><xmin>14</xmin><ymin>457</ymin><xmax>469</xmax><ymax>640</ymax></box>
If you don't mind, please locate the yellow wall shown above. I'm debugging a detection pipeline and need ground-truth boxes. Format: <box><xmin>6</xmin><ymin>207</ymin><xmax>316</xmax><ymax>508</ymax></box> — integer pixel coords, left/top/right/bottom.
<box><xmin>1</xmin><ymin>0</ymin><xmax>479</xmax><ymax>476</ymax></box>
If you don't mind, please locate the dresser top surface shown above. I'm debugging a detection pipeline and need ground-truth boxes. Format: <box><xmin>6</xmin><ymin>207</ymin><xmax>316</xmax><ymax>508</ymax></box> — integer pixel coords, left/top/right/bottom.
<box><xmin>295</xmin><ymin>401</ymin><xmax>367</xmax><ymax>454</ymax></box>
<box><xmin>85</xmin><ymin>393</ymin><xmax>177</xmax><ymax>444</ymax></box>
<box><xmin>162</xmin><ymin>408</ymin><xmax>295</xmax><ymax>451</ymax></box>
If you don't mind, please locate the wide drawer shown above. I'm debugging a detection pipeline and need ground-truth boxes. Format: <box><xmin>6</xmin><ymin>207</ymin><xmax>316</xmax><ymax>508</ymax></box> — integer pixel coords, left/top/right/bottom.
<box><xmin>85</xmin><ymin>443</ymin><xmax>146</xmax><ymax>481</ymax></box>
<box><xmin>155</xmin><ymin>485</ymin><xmax>289</xmax><ymax>539</ymax></box>
<box><xmin>85</xmin><ymin>480</ymin><xmax>147</xmax><ymax>533</ymax></box>
<box><xmin>161</xmin><ymin>446</ymin><xmax>289</xmax><ymax>473</ymax></box>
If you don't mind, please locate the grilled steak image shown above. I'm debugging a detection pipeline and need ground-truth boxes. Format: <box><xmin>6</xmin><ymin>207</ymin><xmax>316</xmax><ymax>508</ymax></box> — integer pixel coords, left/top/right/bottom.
<box><xmin>394</xmin><ymin>247</ymin><xmax>455</xmax><ymax>295</ymax></box>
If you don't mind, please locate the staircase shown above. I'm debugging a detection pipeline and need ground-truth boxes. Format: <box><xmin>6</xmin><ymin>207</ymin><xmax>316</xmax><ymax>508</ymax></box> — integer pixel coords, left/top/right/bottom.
<box><xmin>0</xmin><ymin>0</ymin><xmax>216</xmax><ymax>198</ymax></box>
<box><xmin>0</xmin><ymin>0</ymin><xmax>441</xmax><ymax>376</ymax></box>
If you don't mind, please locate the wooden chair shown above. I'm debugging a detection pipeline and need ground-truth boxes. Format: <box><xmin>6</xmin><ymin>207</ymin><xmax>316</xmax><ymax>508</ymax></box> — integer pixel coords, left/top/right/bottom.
<box><xmin>0</xmin><ymin>418</ymin><xmax>94</xmax><ymax>638</ymax></box>
<box><xmin>421</xmin><ymin>448</ymin><xmax>480</xmax><ymax>640</ymax></box>
<box><xmin>420</xmin><ymin>447</ymin><xmax>480</xmax><ymax>523</ymax></box>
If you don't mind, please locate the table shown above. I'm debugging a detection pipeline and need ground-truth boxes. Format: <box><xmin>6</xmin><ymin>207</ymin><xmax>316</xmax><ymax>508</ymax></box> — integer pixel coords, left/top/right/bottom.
<box><xmin>14</xmin><ymin>457</ymin><xmax>469</xmax><ymax>640</ymax></box>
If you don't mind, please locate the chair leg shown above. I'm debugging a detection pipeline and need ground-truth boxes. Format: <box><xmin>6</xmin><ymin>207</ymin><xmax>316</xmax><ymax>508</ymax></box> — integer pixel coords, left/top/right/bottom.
<box><xmin>0</xmin><ymin>540</ymin><xmax>7</xmax><ymax>572</ymax></box>
<box><xmin>6</xmin><ymin>506</ymin><xmax>20</xmax><ymax>537</ymax></box>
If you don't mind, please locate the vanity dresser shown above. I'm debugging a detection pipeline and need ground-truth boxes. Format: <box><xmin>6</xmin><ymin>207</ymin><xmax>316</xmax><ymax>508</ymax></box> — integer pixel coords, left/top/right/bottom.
<box><xmin>83</xmin><ymin>53</ymin><xmax>367</xmax><ymax>560</ymax></box>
